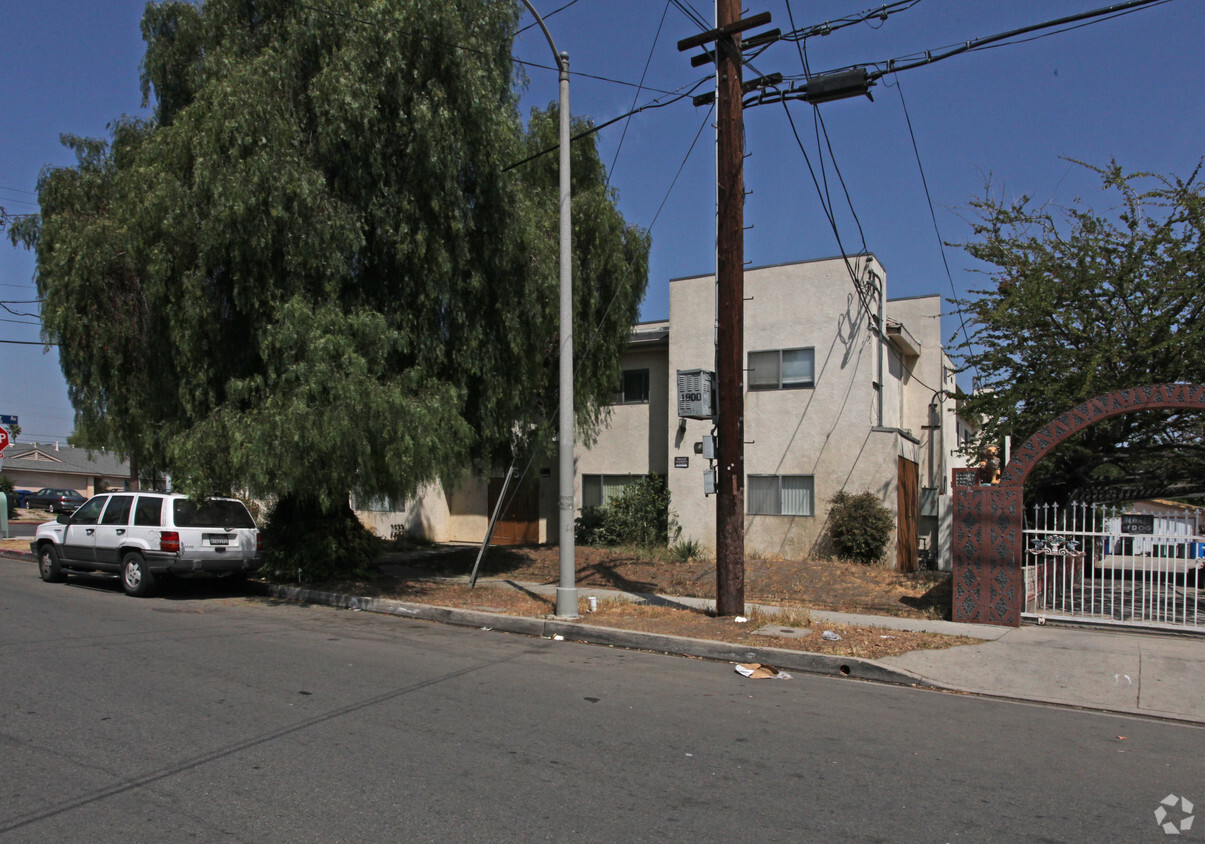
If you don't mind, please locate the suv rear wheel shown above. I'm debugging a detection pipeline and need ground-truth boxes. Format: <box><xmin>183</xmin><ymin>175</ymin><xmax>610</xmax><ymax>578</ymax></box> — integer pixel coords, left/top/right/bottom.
<box><xmin>38</xmin><ymin>545</ymin><xmax>66</xmax><ymax>583</ymax></box>
<box><xmin>121</xmin><ymin>552</ymin><xmax>155</xmax><ymax>597</ymax></box>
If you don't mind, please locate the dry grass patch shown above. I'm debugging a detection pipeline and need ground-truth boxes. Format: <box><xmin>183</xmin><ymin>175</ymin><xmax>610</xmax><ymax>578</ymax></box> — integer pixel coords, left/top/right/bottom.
<box><xmin>338</xmin><ymin>578</ymin><xmax>976</xmax><ymax>659</ymax></box>
<box><xmin>388</xmin><ymin>544</ymin><xmax>955</xmax><ymax>620</ymax></box>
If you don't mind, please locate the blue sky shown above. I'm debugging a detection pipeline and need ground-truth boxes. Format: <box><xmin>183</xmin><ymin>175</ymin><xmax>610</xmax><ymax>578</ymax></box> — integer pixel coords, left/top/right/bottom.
<box><xmin>1</xmin><ymin>0</ymin><xmax>1201</xmax><ymax>444</ymax></box>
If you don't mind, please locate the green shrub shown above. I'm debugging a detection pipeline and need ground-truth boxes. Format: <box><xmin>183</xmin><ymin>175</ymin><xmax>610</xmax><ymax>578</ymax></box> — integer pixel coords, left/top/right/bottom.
<box><xmin>574</xmin><ymin>505</ymin><xmax>614</xmax><ymax>546</ymax></box>
<box><xmin>669</xmin><ymin>537</ymin><xmax>702</xmax><ymax>563</ymax></box>
<box><xmin>574</xmin><ymin>474</ymin><xmax>677</xmax><ymax>548</ymax></box>
<box><xmin>825</xmin><ymin>490</ymin><xmax>894</xmax><ymax>566</ymax></box>
<box><xmin>261</xmin><ymin>494</ymin><xmax>382</xmax><ymax>583</ymax></box>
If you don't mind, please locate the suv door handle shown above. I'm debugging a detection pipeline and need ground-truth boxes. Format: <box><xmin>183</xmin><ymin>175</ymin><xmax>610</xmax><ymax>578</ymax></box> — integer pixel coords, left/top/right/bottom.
<box><xmin>116</xmin><ymin>529</ymin><xmax>125</xmax><ymax>535</ymax></box>
<box><xmin>85</xmin><ymin>529</ymin><xmax>95</xmax><ymax>536</ymax></box>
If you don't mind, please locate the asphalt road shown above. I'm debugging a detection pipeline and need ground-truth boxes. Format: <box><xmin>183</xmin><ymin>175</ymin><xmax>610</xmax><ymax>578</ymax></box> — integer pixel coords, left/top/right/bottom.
<box><xmin>2</xmin><ymin>557</ymin><xmax>1202</xmax><ymax>842</ymax></box>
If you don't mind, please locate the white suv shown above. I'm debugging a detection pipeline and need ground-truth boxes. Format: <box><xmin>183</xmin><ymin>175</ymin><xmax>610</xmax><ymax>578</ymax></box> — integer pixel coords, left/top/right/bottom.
<box><xmin>33</xmin><ymin>492</ymin><xmax>262</xmax><ymax>597</ymax></box>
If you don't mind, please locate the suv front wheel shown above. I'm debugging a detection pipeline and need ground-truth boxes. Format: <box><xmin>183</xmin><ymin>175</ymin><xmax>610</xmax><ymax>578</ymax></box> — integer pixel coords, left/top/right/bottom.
<box><xmin>121</xmin><ymin>552</ymin><xmax>155</xmax><ymax>597</ymax></box>
<box><xmin>39</xmin><ymin>545</ymin><xmax>66</xmax><ymax>583</ymax></box>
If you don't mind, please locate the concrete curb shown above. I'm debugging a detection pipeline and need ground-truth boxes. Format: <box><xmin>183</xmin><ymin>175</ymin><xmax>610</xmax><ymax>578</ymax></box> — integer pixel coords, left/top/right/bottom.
<box><xmin>252</xmin><ymin>581</ymin><xmax>935</xmax><ymax>689</ymax></box>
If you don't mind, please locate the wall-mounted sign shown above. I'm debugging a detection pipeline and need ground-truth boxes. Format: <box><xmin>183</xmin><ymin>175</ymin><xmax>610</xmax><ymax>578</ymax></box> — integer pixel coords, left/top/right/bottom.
<box><xmin>674</xmin><ymin>456</ymin><xmax>689</xmax><ymax>469</ymax></box>
<box><xmin>1120</xmin><ymin>513</ymin><xmax>1155</xmax><ymax>535</ymax></box>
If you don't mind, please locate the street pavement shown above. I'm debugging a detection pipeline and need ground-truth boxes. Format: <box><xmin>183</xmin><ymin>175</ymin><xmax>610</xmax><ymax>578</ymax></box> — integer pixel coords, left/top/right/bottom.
<box><xmin>7</xmin><ymin>562</ymin><xmax>1201</xmax><ymax>842</ymax></box>
<box><xmin>262</xmin><ymin>563</ymin><xmax>1205</xmax><ymax>726</ymax></box>
<box><xmin>3</xmin><ymin>549</ymin><xmax>1202</xmax><ymax>724</ymax></box>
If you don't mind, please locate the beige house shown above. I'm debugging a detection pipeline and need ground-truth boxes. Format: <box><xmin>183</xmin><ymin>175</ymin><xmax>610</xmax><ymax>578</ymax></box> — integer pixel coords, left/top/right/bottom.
<box><xmin>1</xmin><ymin>442</ymin><xmax>134</xmax><ymax>499</ymax></box>
<box><xmin>357</xmin><ymin>256</ymin><xmax>973</xmax><ymax>569</ymax></box>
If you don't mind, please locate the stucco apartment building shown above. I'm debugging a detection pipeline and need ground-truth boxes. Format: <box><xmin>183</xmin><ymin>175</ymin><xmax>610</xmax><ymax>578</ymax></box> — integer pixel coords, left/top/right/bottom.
<box><xmin>360</xmin><ymin>256</ymin><xmax>972</xmax><ymax>570</ymax></box>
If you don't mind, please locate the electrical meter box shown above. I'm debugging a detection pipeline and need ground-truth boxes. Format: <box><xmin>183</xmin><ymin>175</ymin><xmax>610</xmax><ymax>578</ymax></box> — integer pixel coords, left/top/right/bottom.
<box><xmin>677</xmin><ymin>369</ymin><xmax>715</xmax><ymax>420</ymax></box>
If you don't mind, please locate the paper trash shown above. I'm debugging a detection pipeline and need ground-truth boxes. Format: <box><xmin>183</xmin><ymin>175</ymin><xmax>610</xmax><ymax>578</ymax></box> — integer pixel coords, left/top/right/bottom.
<box><xmin>735</xmin><ymin>663</ymin><xmax>792</xmax><ymax>680</ymax></box>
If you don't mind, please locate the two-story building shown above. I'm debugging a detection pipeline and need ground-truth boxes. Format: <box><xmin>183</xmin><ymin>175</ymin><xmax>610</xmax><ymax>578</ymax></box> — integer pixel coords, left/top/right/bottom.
<box><xmin>357</xmin><ymin>256</ymin><xmax>973</xmax><ymax>569</ymax></box>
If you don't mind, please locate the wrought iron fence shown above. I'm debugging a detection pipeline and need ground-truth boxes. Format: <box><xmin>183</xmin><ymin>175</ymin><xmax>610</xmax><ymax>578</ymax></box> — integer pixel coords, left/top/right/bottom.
<box><xmin>1022</xmin><ymin>501</ymin><xmax>1203</xmax><ymax>631</ymax></box>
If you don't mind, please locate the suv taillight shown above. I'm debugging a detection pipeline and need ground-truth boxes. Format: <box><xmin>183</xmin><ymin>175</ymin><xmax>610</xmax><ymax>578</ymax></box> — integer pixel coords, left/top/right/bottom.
<box><xmin>160</xmin><ymin>531</ymin><xmax>181</xmax><ymax>553</ymax></box>
<box><xmin>256</xmin><ymin>532</ymin><xmax>262</xmax><ymax>553</ymax></box>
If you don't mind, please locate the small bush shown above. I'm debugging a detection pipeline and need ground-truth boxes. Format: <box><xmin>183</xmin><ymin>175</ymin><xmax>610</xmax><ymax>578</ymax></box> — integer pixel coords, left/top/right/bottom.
<box><xmin>574</xmin><ymin>474</ymin><xmax>677</xmax><ymax>548</ymax></box>
<box><xmin>261</xmin><ymin>494</ymin><xmax>382</xmax><ymax>583</ymax></box>
<box><xmin>574</xmin><ymin>505</ymin><xmax>614</xmax><ymax>546</ymax></box>
<box><xmin>669</xmin><ymin>538</ymin><xmax>701</xmax><ymax>563</ymax></box>
<box><xmin>825</xmin><ymin>490</ymin><xmax>894</xmax><ymax>566</ymax></box>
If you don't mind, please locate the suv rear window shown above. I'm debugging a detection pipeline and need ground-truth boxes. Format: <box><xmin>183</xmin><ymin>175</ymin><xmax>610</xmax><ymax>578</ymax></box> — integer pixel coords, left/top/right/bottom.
<box><xmin>173</xmin><ymin>499</ymin><xmax>256</xmax><ymax>529</ymax></box>
<box><xmin>134</xmin><ymin>496</ymin><xmax>164</xmax><ymax>527</ymax></box>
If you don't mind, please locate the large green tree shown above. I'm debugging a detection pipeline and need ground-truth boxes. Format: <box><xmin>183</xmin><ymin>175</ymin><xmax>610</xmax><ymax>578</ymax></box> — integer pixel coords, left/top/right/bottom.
<box><xmin>11</xmin><ymin>0</ymin><xmax>648</xmax><ymax>565</ymax></box>
<box><xmin>952</xmin><ymin>161</ymin><xmax>1205</xmax><ymax>503</ymax></box>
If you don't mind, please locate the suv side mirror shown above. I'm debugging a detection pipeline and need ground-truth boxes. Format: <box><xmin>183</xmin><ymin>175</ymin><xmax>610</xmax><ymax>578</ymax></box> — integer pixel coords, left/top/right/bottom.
<box><xmin>56</xmin><ymin>514</ymin><xmax>71</xmax><ymax>525</ymax></box>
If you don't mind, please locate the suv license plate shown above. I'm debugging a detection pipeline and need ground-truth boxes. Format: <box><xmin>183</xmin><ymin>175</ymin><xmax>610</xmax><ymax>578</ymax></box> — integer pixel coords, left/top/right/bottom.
<box><xmin>207</xmin><ymin>535</ymin><xmax>230</xmax><ymax>546</ymax></box>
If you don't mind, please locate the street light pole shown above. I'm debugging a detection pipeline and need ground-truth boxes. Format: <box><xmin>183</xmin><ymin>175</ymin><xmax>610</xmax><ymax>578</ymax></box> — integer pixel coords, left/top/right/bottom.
<box><xmin>517</xmin><ymin>3</ymin><xmax>577</xmax><ymax>618</ymax></box>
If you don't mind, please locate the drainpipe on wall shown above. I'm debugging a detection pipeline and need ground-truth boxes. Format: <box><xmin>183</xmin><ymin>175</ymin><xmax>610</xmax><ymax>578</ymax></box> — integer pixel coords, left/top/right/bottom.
<box><xmin>868</xmin><ymin>265</ymin><xmax>885</xmax><ymax>428</ymax></box>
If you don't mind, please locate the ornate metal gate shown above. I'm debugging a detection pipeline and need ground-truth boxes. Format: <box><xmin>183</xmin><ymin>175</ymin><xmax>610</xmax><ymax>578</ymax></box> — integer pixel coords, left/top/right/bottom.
<box><xmin>954</xmin><ymin>383</ymin><xmax>1205</xmax><ymax>626</ymax></box>
<box><xmin>1023</xmin><ymin>501</ymin><xmax>1204</xmax><ymax>631</ymax></box>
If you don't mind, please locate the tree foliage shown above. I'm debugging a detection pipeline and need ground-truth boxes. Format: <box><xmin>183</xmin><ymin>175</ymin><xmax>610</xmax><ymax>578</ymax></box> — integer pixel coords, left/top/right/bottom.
<box><xmin>11</xmin><ymin>0</ymin><xmax>649</xmax><ymax>535</ymax></box>
<box><xmin>951</xmin><ymin>161</ymin><xmax>1205</xmax><ymax>502</ymax></box>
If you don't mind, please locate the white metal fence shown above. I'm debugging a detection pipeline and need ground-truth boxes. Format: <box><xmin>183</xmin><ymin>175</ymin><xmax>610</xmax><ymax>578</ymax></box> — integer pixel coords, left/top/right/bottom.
<box><xmin>1022</xmin><ymin>502</ymin><xmax>1204</xmax><ymax>631</ymax></box>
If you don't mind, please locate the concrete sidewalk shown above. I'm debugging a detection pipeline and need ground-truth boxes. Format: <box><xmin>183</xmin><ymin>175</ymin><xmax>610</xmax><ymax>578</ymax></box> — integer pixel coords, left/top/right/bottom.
<box><xmin>880</xmin><ymin>623</ymin><xmax>1205</xmax><ymax>723</ymax></box>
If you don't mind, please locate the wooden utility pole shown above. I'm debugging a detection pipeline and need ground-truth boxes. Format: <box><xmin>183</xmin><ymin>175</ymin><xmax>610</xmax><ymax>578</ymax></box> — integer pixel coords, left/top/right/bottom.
<box><xmin>714</xmin><ymin>0</ymin><xmax>745</xmax><ymax>617</ymax></box>
<box><xmin>678</xmin><ymin>7</ymin><xmax>774</xmax><ymax>618</ymax></box>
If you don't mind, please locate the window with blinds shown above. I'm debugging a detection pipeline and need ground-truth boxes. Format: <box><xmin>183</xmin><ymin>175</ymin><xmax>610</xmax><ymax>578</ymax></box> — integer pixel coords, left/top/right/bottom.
<box><xmin>747</xmin><ymin>475</ymin><xmax>814</xmax><ymax>516</ymax></box>
<box><xmin>748</xmin><ymin>348</ymin><xmax>815</xmax><ymax>390</ymax></box>
<box><xmin>582</xmin><ymin>474</ymin><xmax>644</xmax><ymax>508</ymax></box>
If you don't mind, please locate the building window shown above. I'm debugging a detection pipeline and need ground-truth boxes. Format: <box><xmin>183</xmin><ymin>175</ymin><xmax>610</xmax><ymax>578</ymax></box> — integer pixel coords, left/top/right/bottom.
<box><xmin>352</xmin><ymin>494</ymin><xmax>405</xmax><ymax>513</ymax></box>
<box><xmin>920</xmin><ymin>487</ymin><xmax>938</xmax><ymax>517</ymax></box>
<box><xmin>582</xmin><ymin>474</ymin><xmax>643</xmax><ymax>508</ymax></box>
<box><xmin>748</xmin><ymin>348</ymin><xmax>814</xmax><ymax>390</ymax></box>
<box><xmin>613</xmin><ymin>369</ymin><xmax>650</xmax><ymax>404</ymax></box>
<box><xmin>747</xmin><ymin>475</ymin><xmax>814</xmax><ymax>516</ymax></box>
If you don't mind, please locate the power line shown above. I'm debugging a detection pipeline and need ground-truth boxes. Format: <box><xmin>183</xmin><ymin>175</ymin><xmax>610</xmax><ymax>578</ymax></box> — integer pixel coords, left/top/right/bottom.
<box><xmin>0</xmin><ymin>302</ymin><xmax>40</xmax><ymax>319</ymax></box>
<box><xmin>607</xmin><ymin>0</ymin><xmax>673</xmax><ymax>184</ymax></box>
<box><xmin>648</xmin><ymin>104</ymin><xmax>713</xmax><ymax>231</ymax></box>
<box><xmin>780</xmin><ymin>0</ymin><xmax>924</xmax><ymax>46</ymax></box>
<box><xmin>668</xmin><ymin>0</ymin><xmax>710</xmax><ymax>32</ymax></box>
<box><xmin>287</xmin><ymin>0</ymin><xmax>680</xmax><ymax>95</ymax></box>
<box><xmin>502</xmin><ymin>76</ymin><xmax>712</xmax><ymax>172</ymax></box>
<box><xmin>891</xmin><ymin>74</ymin><xmax>975</xmax><ymax>381</ymax></box>
<box><xmin>778</xmin><ymin>101</ymin><xmax>876</xmax><ymax>317</ymax></box>
<box><xmin>516</xmin><ymin>0</ymin><xmax>582</xmax><ymax>35</ymax></box>
<box><xmin>752</xmin><ymin>0</ymin><xmax>1174</xmax><ymax>105</ymax></box>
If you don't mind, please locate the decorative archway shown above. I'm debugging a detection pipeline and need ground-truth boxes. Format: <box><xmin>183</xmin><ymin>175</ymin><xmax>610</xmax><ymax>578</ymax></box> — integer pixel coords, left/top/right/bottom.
<box><xmin>952</xmin><ymin>384</ymin><xmax>1205</xmax><ymax>625</ymax></box>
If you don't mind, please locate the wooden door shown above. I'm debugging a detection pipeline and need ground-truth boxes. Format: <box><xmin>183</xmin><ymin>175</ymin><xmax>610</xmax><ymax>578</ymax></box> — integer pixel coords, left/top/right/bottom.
<box><xmin>896</xmin><ymin>457</ymin><xmax>919</xmax><ymax>572</ymax></box>
<box><xmin>486</xmin><ymin>477</ymin><xmax>540</xmax><ymax>545</ymax></box>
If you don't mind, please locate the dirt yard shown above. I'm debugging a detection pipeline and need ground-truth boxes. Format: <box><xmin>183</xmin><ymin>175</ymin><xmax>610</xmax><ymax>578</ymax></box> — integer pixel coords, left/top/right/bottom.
<box><xmin>329</xmin><ymin>543</ymin><xmax>969</xmax><ymax>659</ymax></box>
<box><xmin>387</xmin><ymin>543</ymin><xmax>953</xmax><ymax>620</ymax></box>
